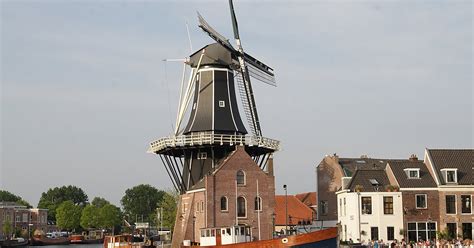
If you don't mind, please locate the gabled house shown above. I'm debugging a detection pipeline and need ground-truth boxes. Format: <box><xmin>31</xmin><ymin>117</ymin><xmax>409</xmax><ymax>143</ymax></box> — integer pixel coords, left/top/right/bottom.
<box><xmin>424</xmin><ymin>149</ymin><xmax>473</xmax><ymax>240</ymax></box>
<box><xmin>336</xmin><ymin>169</ymin><xmax>403</xmax><ymax>244</ymax></box>
<box><xmin>386</xmin><ymin>156</ymin><xmax>439</xmax><ymax>243</ymax></box>
<box><xmin>316</xmin><ymin>154</ymin><xmax>389</xmax><ymax>227</ymax></box>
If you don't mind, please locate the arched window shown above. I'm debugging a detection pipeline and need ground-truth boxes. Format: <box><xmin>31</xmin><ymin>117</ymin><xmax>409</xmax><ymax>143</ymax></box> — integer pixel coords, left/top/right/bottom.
<box><xmin>220</xmin><ymin>196</ymin><xmax>228</xmax><ymax>211</ymax></box>
<box><xmin>236</xmin><ymin>170</ymin><xmax>245</xmax><ymax>185</ymax></box>
<box><xmin>254</xmin><ymin>196</ymin><xmax>262</xmax><ymax>211</ymax></box>
<box><xmin>237</xmin><ymin>196</ymin><xmax>246</xmax><ymax>218</ymax></box>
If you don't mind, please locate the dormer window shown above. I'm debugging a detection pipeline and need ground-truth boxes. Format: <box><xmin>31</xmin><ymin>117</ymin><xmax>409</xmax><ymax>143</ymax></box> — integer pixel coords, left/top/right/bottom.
<box><xmin>441</xmin><ymin>168</ymin><xmax>458</xmax><ymax>183</ymax></box>
<box><xmin>404</xmin><ymin>168</ymin><xmax>420</xmax><ymax>179</ymax></box>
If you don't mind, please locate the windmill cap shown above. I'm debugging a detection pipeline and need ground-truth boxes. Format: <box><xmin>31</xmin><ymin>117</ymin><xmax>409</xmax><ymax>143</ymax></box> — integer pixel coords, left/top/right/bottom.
<box><xmin>189</xmin><ymin>43</ymin><xmax>236</xmax><ymax>68</ymax></box>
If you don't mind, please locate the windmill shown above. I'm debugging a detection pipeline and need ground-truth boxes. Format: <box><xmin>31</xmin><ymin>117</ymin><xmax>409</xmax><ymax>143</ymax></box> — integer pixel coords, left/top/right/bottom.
<box><xmin>149</xmin><ymin>0</ymin><xmax>279</xmax><ymax>194</ymax></box>
<box><xmin>196</xmin><ymin>0</ymin><xmax>276</xmax><ymax>137</ymax></box>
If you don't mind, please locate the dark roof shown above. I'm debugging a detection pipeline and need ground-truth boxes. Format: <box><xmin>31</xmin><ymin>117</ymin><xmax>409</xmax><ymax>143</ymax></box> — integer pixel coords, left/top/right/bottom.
<box><xmin>427</xmin><ymin>149</ymin><xmax>473</xmax><ymax>185</ymax></box>
<box><xmin>347</xmin><ymin>169</ymin><xmax>391</xmax><ymax>192</ymax></box>
<box><xmin>339</xmin><ymin>158</ymin><xmax>390</xmax><ymax>177</ymax></box>
<box><xmin>387</xmin><ymin>160</ymin><xmax>437</xmax><ymax>188</ymax></box>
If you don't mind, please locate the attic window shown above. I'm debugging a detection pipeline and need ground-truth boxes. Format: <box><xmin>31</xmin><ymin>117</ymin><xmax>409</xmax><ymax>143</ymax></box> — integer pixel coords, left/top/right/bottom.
<box><xmin>369</xmin><ymin>179</ymin><xmax>379</xmax><ymax>186</ymax></box>
<box><xmin>404</xmin><ymin>168</ymin><xmax>420</xmax><ymax>179</ymax></box>
<box><xmin>441</xmin><ymin>168</ymin><xmax>458</xmax><ymax>183</ymax></box>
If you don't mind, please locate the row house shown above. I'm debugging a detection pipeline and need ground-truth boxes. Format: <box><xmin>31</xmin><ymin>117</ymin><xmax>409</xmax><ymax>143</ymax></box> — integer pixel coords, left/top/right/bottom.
<box><xmin>315</xmin><ymin>155</ymin><xmax>390</xmax><ymax>227</ymax></box>
<box><xmin>423</xmin><ymin>149</ymin><xmax>473</xmax><ymax>241</ymax></box>
<box><xmin>329</xmin><ymin>148</ymin><xmax>472</xmax><ymax>244</ymax></box>
<box><xmin>336</xmin><ymin>169</ymin><xmax>404</xmax><ymax>243</ymax></box>
<box><xmin>0</xmin><ymin>202</ymin><xmax>49</xmax><ymax>239</ymax></box>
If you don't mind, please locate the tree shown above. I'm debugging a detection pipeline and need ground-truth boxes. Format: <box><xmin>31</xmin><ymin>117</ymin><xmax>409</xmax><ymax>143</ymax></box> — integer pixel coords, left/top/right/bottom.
<box><xmin>38</xmin><ymin>185</ymin><xmax>88</xmax><ymax>221</ymax></box>
<box><xmin>91</xmin><ymin>197</ymin><xmax>110</xmax><ymax>208</ymax></box>
<box><xmin>56</xmin><ymin>200</ymin><xmax>82</xmax><ymax>231</ymax></box>
<box><xmin>80</xmin><ymin>205</ymin><xmax>100</xmax><ymax>229</ymax></box>
<box><xmin>158</xmin><ymin>190</ymin><xmax>179</xmax><ymax>230</ymax></box>
<box><xmin>99</xmin><ymin>204</ymin><xmax>122</xmax><ymax>234</ymax></box>
<box><xmin>0</xmin><ymin>190</ymin><xmax>32</xmax><ymax>208</ymax></box>
<box><xmin>121</xmin><ymin>184</ymin><xmax>165</xmax><ymax>223</ymax></box>
<box><xmin>3</xmin><ymin>219</ymin><xmax>12</xmax><ymax>240</ymax></box>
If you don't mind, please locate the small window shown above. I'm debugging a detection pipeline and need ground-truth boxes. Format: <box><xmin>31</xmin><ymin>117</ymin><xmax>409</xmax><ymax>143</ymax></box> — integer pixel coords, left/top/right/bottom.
<box><xmin>236</xmin><ymin>170</ymin><xmax>245</xmax><ymax>185</ymax></box>
<box><xmin>198</xmin><ymin>152</ymin><xmax>207</xmax><ymax>160</ymax></box>
<box><xmin>371</xmin><ymin>227</ymin><xmax>379</xmax><ymax>241</ymax></box>
<box><xmin>254</xmin><ymin>196</ymin><xmax>262</xmax><ymax>211</ymax></box>
<box><xmin>404</xmin><ymin>168</ymin><xmax>420</xmax><ymax>179</ymax></box>
<box><xmin>446</xmin><ymin>195</ymin><xmax>456</xmax><ymax>214</ymax></box>
<box><xmin>361</xmin><ymin>197</ymin><xmax>372</xmax><ymax>215</ymax></box>
<box><xmin>220</xmin><ymin>196</ymin><xmax>228</xmax><ymax>211</ymax></box>
<box><xmin>384</xmin><ymin>196</ymin><xmax>393</xmax><ymax>215</ymax></box>
<box><xmin>441</xmin><ymin>168</ymin><xmax>458</xmax><ymax>183</ymax></box>
<box><xmin>201</xmin><ymin>201</ymin><xmax>204</xmax><ymax>212</ymax></box>
<box><xmin>416</xmin><ymin>194</ymin><xmax>427</xmax><ymax>209</ymax></box>
<box><xmin>219</xmin><ymin>100</ymin><xmax>225</xmax><ymax>108</ymax></box>
<box><xmin>237</xmin><ymin>196</ymin><xmax>246</xmax><ymax>218</ymax></box>
<box><xmin>320</xmin><ymin>201</ymin><xmax>328</xmax><ymax>215</ymax></box>
<box><xmin>461</xmin><ymin>195</ymin><xmax>471</xmax><ymax>214</ymax></box>
<box><xmin>387</xmin><ymin>226</ymin><xmax>395</xmax><ymax>241</ymax></box>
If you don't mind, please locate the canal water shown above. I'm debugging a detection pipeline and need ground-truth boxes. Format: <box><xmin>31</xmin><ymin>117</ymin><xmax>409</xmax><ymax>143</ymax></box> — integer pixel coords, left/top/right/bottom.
<box><xmin>27</xmin><ymin>245</ymin><xmax>102</xmax><ymax>248</ymax></box>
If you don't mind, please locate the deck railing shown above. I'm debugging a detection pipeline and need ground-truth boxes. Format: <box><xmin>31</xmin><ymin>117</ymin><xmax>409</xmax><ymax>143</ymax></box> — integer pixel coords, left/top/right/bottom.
<box><xmin>148</xmin><ymin>132</ymin><xmax>280</xmax><ymax>153</ymax></box>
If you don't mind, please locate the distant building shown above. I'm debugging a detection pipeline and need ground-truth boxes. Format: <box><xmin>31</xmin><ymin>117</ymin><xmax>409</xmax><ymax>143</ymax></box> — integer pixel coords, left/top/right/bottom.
<box><xmin>295</xmin><ymin>192</ymin><xmax>317</xmax><ymax>217</ymax></box>
<box><xmin>0</xmin><ymin>202</ymin><xmax>49</xmax><ymax>239</ymax></box>
<box><xmin>274</xmin><ymin>195</ymin><xmax>314</xmax><ymax>235</ymax></box>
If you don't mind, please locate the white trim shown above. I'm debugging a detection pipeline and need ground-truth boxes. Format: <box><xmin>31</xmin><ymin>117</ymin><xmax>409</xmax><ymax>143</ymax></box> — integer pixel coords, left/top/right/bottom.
<box><xmin>212</xmin><ymin>70</ymin><xmax>215</xmax><ymax>130</ymax></box>
<box><xmin>415</xmin><ymin>194</ymin><xmax>428</xmax><ymax>209</ymax></box>
<box><xmin>460</xmin><ymin>194</ymin><xmax>472</xmax><ymax>214</ymax></box>
<box><xmin>186</xmin><ymin>188</ymin><xmax>206</xmax><ymax>194</ymax></box>
<box><xmin>237</xmin><ymin>196</ymin><xmax>247</xmax><ymax>219</ymax></box>
<box><xmin>425</xmin><ymin>149</ymin><xmax>441</xmax><ymax>186</ymax></box>
<box><xmin>236</xmin><ymin>170</ymin><xmax>246</xmax><ymax>186</ymax></box>
<box><xmin>404</xmin><ymin>168</ymin><xmax>420</xmax><ymax>179</ymax></box>
<box><xmin>220</xmin><ymin>196</ymin><xmax>229</xmax><ymax>212</ymax></box>
<box><xmin>441</xmin><ymin>168</ymin><xmax>458</xmax><ymax>184</ymax></box>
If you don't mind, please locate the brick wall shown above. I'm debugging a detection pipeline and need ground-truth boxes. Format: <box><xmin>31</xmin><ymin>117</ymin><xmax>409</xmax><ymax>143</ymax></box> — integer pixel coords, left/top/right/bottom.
<box><xmin>437</xmin><ymin>191</ymin><xmax>473</xmax><ymax>234</ymax></box>
<box><xmin>402</xmin><ymin>190</ymin><xmax>440</xmax><ymax>224</ymax></box>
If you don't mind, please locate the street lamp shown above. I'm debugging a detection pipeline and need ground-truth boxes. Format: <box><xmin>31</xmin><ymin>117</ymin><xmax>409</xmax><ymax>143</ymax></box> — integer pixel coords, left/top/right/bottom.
<box><xmin>283</xmin><ymin>184</ymin><xmax>288</xmax><ymax>235</ymax></box>
<box><xmin>192</xmin><ymin>215</ymin><xmax>196</xmax><ymax>245</ymax></box>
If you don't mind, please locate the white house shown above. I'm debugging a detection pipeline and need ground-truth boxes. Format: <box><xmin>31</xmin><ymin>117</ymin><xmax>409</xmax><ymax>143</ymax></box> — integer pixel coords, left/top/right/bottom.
<box><xmin>336</xmin><ymin>169</ymin><xmax>404</xmax><ymax>244</ymax></box>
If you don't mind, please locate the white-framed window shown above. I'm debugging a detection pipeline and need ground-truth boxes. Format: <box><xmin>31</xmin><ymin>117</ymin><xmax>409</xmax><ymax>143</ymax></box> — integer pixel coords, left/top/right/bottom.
<box><xmin>461</xmin><ymin>195</ymin><xmax>471</xmax><ymax>214</ymax></box>
<box><xmin>441</xmin><ymin>168</ymin><xmax>458</xmax><ymax>183</ymax></box>
<box><xmin>219</xmin><ymin>100</ymin><xmax>225</xmax><ymax>108</ymax></box>
<box><xmin>407</xmin><ymin>222</ymin><xmax>437</xmax><ymax>242</ymax></box>
<box><xmin>446</xmin><ymin>195</ymin><xmax>456</xmax><ymax>214</ymax></box>
<box><xmin>198</xmin><ymin>152</ymin><xmax>207</xmax><ymax>160</ymax></box>
<box><xmin>237</xmin><ymin>196</ymin><xmax>247</xmax><ymax>218</ymax></box>
<box><xmin>254</xmin><ymin>196</ymin><xmax>262</xmax><ymax>211</ymax></box>
<box><xmin>416</xmin><ymin>194</ymin><xmax>427</xmax><ymax>209</ymax></box>
<box><xmin>404</xmin><ymin>168</ymin><xmax>420</xmax><ymax>179</ymax></box>
<box><xmin>220</xmin><ymin>196</ymin><xmax>228</xmax><ymax>212</ymax></box>
<box><xmin>236</xmin><ymin>170</ymin><xmax>246</xmax><ymax>186</ymax></box>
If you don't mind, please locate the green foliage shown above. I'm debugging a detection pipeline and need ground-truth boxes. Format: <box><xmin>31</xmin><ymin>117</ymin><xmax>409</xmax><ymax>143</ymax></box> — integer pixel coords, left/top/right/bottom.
<box><xmin>80</xmin><ymin>204</ymin><xmax>100</xmax><ymax>229</ymax></box>
<box><xmin>99</xmin><ymin>204</ymin><xmax>122</xmax><ymax>234</ymax></box>
<box><xmin>3</xmin><ymin>219</ymin><xmax>12</xmax><ymax>239</ymax></box>
<box><xmin>56</xmin><ymin>200</ymin><xmax>82</xmax><ymax>231</ymax></box>
<box><xmin>157</xmin><ymin>190</ymin><xmax>179</xmax><ymax>230</ymax></box>
<box><xmin>121</xmin><ymin>184</ymin><xmax>165</xmax><ymax>223</ymax></box>
<box><xmin>436</xmin><ymin>228</ymin><xmax>449</xmax><ymax>240</ymax></box>
<box><xmin>38</xmin><ymin>185</ymin><xmax>88</xmax><ymax>221</ymax></box>
<box><xmin>0</xmin><ymin>190</ymin><xmax>32</xmax><ymax>208</ymax></box>
<box><xmin>91</xmin><ymin>197</ymin><xmax>110</xmax><ymax>208</ymax></box>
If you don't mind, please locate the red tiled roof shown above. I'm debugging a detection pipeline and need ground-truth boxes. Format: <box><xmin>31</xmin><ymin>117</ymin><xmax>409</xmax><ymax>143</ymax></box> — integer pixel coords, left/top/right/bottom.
<box><xmin>295</xmin><ymin>192</ymin><xmax>317</xmax><ymax>207</ymax></box>
<box><xmin>274</xmin><ymin>195</ymin><xmax>313</xmax><ymax>226</ymax></box>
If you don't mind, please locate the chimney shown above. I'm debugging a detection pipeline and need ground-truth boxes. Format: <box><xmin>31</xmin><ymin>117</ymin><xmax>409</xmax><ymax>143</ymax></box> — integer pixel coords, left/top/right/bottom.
<box><xmin>409</xmin><ymin>154</ymin><xmax>418</xmax><ymax>161</ymax></box>
<box><xmin>333</xmin><ymin>153</ymin><xmax>339</xmax><ymax>164</ymax></box>
<box><xmin>266</xmin><ymin>154</ymin><xmax>274</xmax><ymax>176</ymax></box>
<box><xmin>341</xmin><ymin>177</ymin><xmax>351</xmax><ymax>190</ymax></box>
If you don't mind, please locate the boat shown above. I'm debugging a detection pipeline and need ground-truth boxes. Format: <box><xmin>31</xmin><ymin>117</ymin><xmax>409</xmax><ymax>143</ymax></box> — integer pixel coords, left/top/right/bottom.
<box><xmin>195</xmin><ymin>226</ymin><xmax>337</xmax><ymax>247</ymax></box>
<box><xmin>103</xmin><ymin>235</ymin><xmax>144</xmax><ymax>248</ymax></box>
<box><xmin>70</xmin><ymin>230</ymin><xmax>104</xmax><ymax>244</ymax></box>
<box><xmin>30</xmin><ymin>236</ymin><xmax>70</xmax><ymax>246</ymax></box>
<box><xmin>0</xmin><ymin>238</ymin><xmax>29</xmax><ymax>247</ymax></box>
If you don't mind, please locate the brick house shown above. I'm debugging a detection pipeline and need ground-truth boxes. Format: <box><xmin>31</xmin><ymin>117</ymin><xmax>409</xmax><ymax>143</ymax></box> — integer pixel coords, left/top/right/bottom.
<box><xmin>316</xmin><ymin>154</ymin><xmax>389</xmax><ymax>227</ymax></box>
<box><xmin>171</xmin><ymin>147</ymin><xmax>275</xmax><ymax>247</ymax></box>
<box><xmin>424</xmin><ymin>149</ymin><xmax>473</xmax><ymax>240</ymax></box>
<box><xmin>0</xmin><ymin>202</ymin><xmax>49</xmax><ymax>239</ymax></box>
<box><xmin>386</xmin><ymin>157</ymin><xmax>439</xmax><ymax>243</ymax></box>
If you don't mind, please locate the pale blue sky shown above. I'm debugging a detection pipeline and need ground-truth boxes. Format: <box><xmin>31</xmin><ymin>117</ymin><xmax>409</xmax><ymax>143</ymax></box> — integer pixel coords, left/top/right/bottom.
<box><xmin>1</xmin><ymin>0</ymin><xmax>472</xmax><ymax>207</ymax></box>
